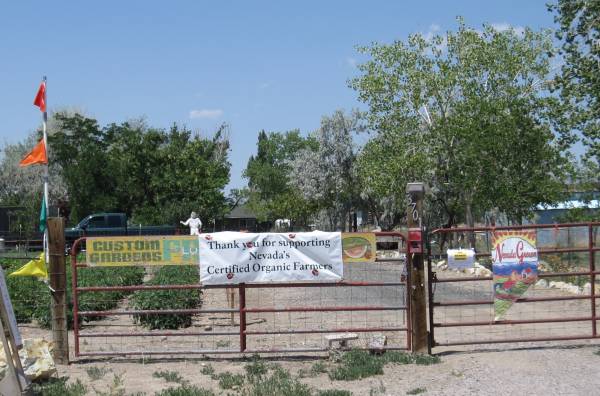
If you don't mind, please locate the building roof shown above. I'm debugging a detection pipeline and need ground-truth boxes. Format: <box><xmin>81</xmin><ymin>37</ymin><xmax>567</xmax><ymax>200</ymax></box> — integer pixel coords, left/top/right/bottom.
<box><xmin>225</xmin><ymin>205</ymin><xmax>257</xmax><ymax>219</ymax></box>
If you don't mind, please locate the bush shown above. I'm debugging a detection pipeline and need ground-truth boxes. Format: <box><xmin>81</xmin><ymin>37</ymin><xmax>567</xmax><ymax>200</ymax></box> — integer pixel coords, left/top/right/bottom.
<box><xmin>328</xmin><ymin>350</ymin><xmax>384</xmax><ymax>381</ymax></box>
<box><xmin>33</xmin><ymin>265</ymin><xmax>145</xmax><ymax>329</ymax></box>
<box><xmin>2</xmin><ymin>257</ymin><xmax>145</xmax><ymax>329</ymax></box>
<box><xmin>130</xmin><ymin>266</ymin><xmax>201</xmax><ymax>329</ymax></box>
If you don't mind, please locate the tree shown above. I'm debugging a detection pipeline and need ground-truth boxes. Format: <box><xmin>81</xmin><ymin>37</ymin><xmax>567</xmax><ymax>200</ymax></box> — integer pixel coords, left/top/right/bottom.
<box><xmin>550</xmin><ymin>0</ymin><xmax>600</xmax><ymax>163</ymax></box>
<box><xmin>288</xmin><ymin>110</ymin><xmax>363</xmax><ymax>231</ymax></box>
<box><xmin>351</xmin><ymin>19</ymin><xmax>571</xmax><ymax>234</ymax></box>
<box><xmin>244</xmin><ymin>130</ymin><xmax>317</xmax><ymax>226</ymax></box>
<box><xmin>49</xmin><ymin>113</ymin><xmax>231</xmax><ymax>225</ymax></box>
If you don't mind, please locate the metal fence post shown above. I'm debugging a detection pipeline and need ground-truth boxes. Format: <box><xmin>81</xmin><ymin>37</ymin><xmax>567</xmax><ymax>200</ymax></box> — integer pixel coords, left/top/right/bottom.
<box><xmin>239</xmin><ymin>283</ymin><xmax>247</xmax><ymax>352</ymax></box>
<box><xmin>47</xmin><ymin>217</ymin><xmax>69</xmax><ymax>363</ymax></box>
<box><xmin>406</xmin><ymin>182</ymin><xmax>429</xmax><ymax>353</ymax></box>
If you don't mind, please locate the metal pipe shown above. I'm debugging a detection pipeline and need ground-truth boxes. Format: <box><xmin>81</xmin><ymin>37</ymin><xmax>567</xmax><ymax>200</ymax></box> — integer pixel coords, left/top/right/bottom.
<box><xmin>434</xmin><ymin>316</ymin><xmax>596</xmax><ymax>327</ymax></box>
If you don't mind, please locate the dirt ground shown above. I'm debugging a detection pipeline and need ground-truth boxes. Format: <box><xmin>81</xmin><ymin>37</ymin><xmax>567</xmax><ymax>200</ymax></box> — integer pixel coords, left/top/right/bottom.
<box><xmin>42</xmin><ymin>340</ymin><xmax>599</xmax><ymax>395</ymax></box>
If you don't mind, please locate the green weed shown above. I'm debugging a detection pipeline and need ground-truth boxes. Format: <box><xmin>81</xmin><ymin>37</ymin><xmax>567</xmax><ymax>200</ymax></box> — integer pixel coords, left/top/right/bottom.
<box><xmin>31</xmin><ymin>377</ymin><xmax>87</xmax><ymax>396</ymax></box>
<box><xmin>200</xmin><ymin>364</ymin><xmax>215</xmax><ymax>375</ymax></box>
<box><xmin>318</xmin><ymin>390</ymin><xmax>353</xmax><ymax>396</ymax></box>
<box><xmin>215</xmin><ymin>372</ymin><xmax>245</xmax><ymax>390</ymax></box>
<box><xmin>86</xmin><ymin>366</ymin><xmax>111</xmax><ymax>381</ymax></box>
<box><xmin>245</xmin><ymin>355</ymin><xmax>268</xmax><ymax>382</ymax></box>
<box><xmin>328</xmin><ymin>350</ymin><xmax>384</xmax><ymax>381</ymax></box>
<box><xmin>241</xmin><ymin>366</ymin><xmax>311</xmax><ymax>396</ymax></box>
<box><xmin>154</xmin><ymin>385</ymin><xmax>215</xmax><ymax>396</ymax></box>
<box><xmin>406</xmin><ymin>388</ymin><xmax>426</xmax><ymax>395</ymax></box>
<box><xmin>153</xmin><ymin>370</ymin><xmax>186</xmax><ymax>384</ymax></box>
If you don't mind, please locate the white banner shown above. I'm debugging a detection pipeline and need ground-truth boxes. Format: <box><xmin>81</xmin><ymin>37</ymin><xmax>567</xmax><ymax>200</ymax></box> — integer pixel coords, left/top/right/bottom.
<box><xmin>199</xmin><ymin>231</ymin><xmax>343</xmax><ymax>284</ymax></box>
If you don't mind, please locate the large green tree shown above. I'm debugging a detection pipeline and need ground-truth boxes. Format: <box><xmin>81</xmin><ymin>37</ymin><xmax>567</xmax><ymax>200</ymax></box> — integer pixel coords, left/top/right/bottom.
<box><xmin>550</xmin><ymin>0</ymin><xmax>600</xmax><ymax>163</ymax></box>
<box><xmin>244</xmin><ymin>130</ymin><xmax>317</xmax><ymax>226</ymax></box>
<box><xmin>49</xmin><ymin>113</ymin><xmax>230</xmax><ymax>225</ymax></box>
<box><xmin>351</xmin><ymin>19</ymin><xmax>571</xmax><ymax>232</ymax></box>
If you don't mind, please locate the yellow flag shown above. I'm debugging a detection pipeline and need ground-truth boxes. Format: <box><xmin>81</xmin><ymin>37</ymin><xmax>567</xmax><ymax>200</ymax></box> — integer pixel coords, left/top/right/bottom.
<box><xmin>9</xmin><ymin>253</ymin><xmax>48</xmax><ymax>280</ymax></box>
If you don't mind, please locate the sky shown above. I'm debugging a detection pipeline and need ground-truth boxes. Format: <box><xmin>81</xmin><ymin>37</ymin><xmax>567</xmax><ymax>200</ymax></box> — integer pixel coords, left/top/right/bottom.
<box><xmin>0</xmin><ymin>1</ymin><xmax>557</xmax><ymax>191</ymax></box>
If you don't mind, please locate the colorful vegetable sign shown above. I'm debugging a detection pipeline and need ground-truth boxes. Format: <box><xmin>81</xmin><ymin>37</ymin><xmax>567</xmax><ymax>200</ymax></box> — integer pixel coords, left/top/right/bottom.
<box><xmin>492</xmin><ymin>231</ymin><xmax>538</xmax><ymax>320</ymax></box>
<box><xmin>341</xmin><ymin>233</ymin><xmax>376</xmax><ymax>263</ymax></box>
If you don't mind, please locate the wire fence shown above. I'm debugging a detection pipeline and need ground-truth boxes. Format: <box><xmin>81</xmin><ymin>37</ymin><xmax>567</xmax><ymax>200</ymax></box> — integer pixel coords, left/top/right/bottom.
<box><xmin>428</xmin><ymin>223</ymin><xmax>599</xmax><ymax>348</ymax></box>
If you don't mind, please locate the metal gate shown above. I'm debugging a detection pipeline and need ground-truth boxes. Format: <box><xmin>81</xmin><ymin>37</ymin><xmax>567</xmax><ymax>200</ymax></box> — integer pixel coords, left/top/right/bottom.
<box><xmin>427</xmin><ymin>223</ymin><xmax>599</xmax><ymax>348</ymax></box>
<box><xmin>70</xmin><ymin>232</ymin><xmax>410</xmax><ymax>358</ymax></box>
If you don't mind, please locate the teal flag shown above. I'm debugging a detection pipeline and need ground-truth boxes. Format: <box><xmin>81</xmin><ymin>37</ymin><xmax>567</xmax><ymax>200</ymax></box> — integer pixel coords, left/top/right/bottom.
<box><xmin>39</xmin><ymin>196</ymin><xmax>47</xmax><ymax>233</ymax></box>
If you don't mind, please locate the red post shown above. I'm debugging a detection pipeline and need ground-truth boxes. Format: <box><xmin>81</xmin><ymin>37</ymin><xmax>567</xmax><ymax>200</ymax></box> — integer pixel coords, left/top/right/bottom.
<box><xmin>71</xmin><ymin>238</ymin><xmax>82</xmax><ymax>358</ymax></box>
<box><xmin>239</xmin><ymin>283</ymin><xmax>246</xmax><ymax>352</ymax></box>
<box><xmin>589</xmin><ymin>224</ymin><xmax>597</xmax><ymax>337</ymax></box>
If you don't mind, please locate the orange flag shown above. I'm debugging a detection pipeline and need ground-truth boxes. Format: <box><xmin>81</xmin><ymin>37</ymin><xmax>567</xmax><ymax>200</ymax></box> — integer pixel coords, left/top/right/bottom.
<box><xmin>33</xmin><ymin>81</ymin><xmax>46</xmax><ymax>112</ymax></box>
<box><xmin>19</xmin><ymin>139</ymin><xmax>47</xmax><ymax>167</ymax></box>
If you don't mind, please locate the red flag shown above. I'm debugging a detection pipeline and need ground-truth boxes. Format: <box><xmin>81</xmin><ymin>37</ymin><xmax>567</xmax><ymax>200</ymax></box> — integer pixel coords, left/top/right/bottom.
<box><xmin>33</xmin><ymin>81</ymin><xmax>46</xmax><ymax>112</ymax></box>
<box><xmin>19</xmin><ymin>139</ymin><xmax>47</xmax><ymax>167</ymax></box>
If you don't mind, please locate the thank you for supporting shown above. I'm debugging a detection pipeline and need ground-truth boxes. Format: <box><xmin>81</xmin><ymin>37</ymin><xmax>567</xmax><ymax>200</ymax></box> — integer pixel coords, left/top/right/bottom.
<box><xmin>199</xmin><ymin>231</ymin><xmax>343</xmax><ymax>284</ymax></box>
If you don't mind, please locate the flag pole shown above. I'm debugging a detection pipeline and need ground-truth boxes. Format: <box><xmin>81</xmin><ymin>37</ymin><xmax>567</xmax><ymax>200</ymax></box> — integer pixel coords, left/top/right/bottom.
<box><xmin>42</xmin><ymin>76</ymin><xmax>49</xmax><ymax>264</ymax></box>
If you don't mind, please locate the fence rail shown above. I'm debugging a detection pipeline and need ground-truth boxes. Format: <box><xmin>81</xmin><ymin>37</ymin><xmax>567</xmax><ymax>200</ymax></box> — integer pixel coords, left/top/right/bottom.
<box><xmin>71</xmin><ymin>232</ymin><xmax>410</xmax><ymax>358</ymax></box>
<box><xmin>428</xmin><ymin>222</ymin><xmax>599</xmax><ymax>348</ymax></box>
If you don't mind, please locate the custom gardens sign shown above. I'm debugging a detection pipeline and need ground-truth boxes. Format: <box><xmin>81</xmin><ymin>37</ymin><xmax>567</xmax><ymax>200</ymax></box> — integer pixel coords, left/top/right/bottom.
<box><xmin>199</xmin><ymin>231</ymin><xmax>343</xmax><ymax>284</ymax></box>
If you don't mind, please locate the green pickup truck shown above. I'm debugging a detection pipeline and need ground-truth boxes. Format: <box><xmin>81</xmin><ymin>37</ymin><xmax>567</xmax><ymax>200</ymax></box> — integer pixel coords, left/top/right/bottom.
<box><xmin>65</xmin><ymin>213</ymin><xmax>176</xmax><ymax>248</ymax></box>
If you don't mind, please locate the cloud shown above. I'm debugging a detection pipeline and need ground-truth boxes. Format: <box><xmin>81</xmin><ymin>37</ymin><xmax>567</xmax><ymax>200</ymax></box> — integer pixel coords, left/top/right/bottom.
<box><xmin>346</xmin><ymin>57</ymin><xmax>358</xmax><ymax>68</ymax></box>
<box><xmin>258</xmin><ymin>81</ymin><xmax>272</xmax><ymax>89</ymax></box>
<box><xmin>189</xmin><ymin>109</ymin><xmax>224</xmax><ymax>119</ymax></box>
<box><xmin>424</xmin><ymin>24</ymin><xmax>440</xmax><ymax>42</ymax></box>
<box><xmin>490</xmin><ymin>22</ymin><xmax>525</xmax><ymax>36</ymax></box>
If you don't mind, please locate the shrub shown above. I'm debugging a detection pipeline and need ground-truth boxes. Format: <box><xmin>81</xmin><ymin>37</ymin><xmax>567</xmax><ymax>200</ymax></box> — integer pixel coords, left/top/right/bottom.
<box><xmin>214</xmin><ymin>372</ymin><xmax>245</xmax><ymax>390</ymax></box>
<box><xmin>130</xmin><ymin>266</ymin><xmax>201</xmax><ymax>329</ymax></box>
<box><xmin>328</xmin><ymin>350</ymin><xmax>384</xmax><ymax>381</ymax></box>
<box><xmin>153</xmin><ymin>370</ymin><xmax>186</xmax><ymax>384</ymax></box>
<box><xmin>31</xmin><ymin>377</ymin><xmax>87</xmax><ymax>396</ymax></box>
<box><xmin>155</xmin><ymin>385</ymin><xmax>215</xmax><ymax>396</ymax></box>
<box><xmin>2</xmin><ymin>256</ymin><xmax>145</xmax><ymax>329</ymax></box>
<box><xmin>33</xmin><ymin>265</ymin><xmax>145</xmax><ymax>329</ymax></box>
<box><xmin>241</xmin><ymin>366</ymin><xmax>311</xmax><ymax>396</ymax></box>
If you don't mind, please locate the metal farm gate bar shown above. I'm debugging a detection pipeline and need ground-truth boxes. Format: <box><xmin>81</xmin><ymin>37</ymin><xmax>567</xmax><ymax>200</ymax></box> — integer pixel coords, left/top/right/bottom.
<box><xmin>70</xmin><ymin>232</ymin><xmax>410</xmax><ymax>358</ymax></box>
<box><xmin>427</xmin><ymin>222</ymin><xmax>599</xmax><ymax>348</ymax></box>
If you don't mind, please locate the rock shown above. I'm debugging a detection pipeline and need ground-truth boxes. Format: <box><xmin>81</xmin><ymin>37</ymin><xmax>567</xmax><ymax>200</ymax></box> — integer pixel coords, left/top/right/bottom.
<box><xmin>204</xmin><ymin>325</ymin><xmax>212</xmax><ymax>331</ymax></box>
<box><xmin>161</xmin><ymin>336</ymin><xmax>167</xmax><ymax>342</ymax></box>
<box><xmin>436</xmin><ymin>260</ymin><xmax>446</xmax><ymax>269</ymax></box>
<box><xmin>466</xmin><ymin>268</ymin><xmax>476</xmax><ymax>275</ymax></box>
<box><xmin>368</xmin><ymin>334</ymin><xmax>387</xmax><ymax>355</ymax></box>
<box><xmin>583</xmin><ymin>283</ymin><xmax>592</xmax><ymax>295</ymax></box>
<box><xmin>0</xmin><ymin>338</ymin><xmax>56</xmax><ymax>381</ymax></box>
<box><xmin>535</xmin><ymin>279</ymin><xmax>548</xmax><ymax>288</ymax></box>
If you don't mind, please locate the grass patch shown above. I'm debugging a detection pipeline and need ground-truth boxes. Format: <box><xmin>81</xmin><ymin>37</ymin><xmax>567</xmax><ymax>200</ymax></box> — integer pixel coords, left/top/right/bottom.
<box><xmin>241</xmin><ymin>366</ymin><xmax>311</xmax><ymax>396</ymax></box>
<box><xmin>318</xmin><ymin>390</ymin><xmax>353</xmax><ymax>396</ymax></box>
<box><xmin>329</xmin><ymin>350</ymin><xmax>441</xmax><ymax>381</ymax></box>
<box><xmin>298</xmin><ymin>361</ymin><xmax>328</xmax><ymax>378</ymax></box>
<box><xmin>594</xmin><ymin>350</ymin><xmax>600</xmax><ymax>356</ymax></box>
<box><xmin>200</xmin><ymin>364</ymin><xmax>215</xmax><ymax>375</ymax></box>
<box><xmin>31</xmin><ymin>377</ymin><xmax>87</xmax><ymax>396</ymax></box>
<box><xmin>245</xmin><ymin>355</ymin><xmax>268</xmax><ymax>383</ymax></box>
<box><xmin>130</xmin><ymin>266</ymin><xmax>201</xmax><ymax>329</ymax></box>
<box><xmin>153</xmin><ymin>370</ymin><xmax>186</xmax><ymax>384</ymax></box>
<box><xmin>154</xmin><ymin>385</ymin><xmax>215</xmax><ymax>396</ymax></box>
<box><xmin>328</xmin><ymin>350</ymin><xmax>384</xmax><ymax>381</ymax></box>
<box><xmin>85</xmin><ymin>366</ymin><xmax>111</xmax><ymax>381</ymax></box>
<box><xmin>406</xmin><ymin>388</ymin><xmax>426</xmax><ymax>395</ymax></box>
<box><xmin>214</xmin><ymin>371</ymin><xmax>245</xmax><ymax>390</ymax></box>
